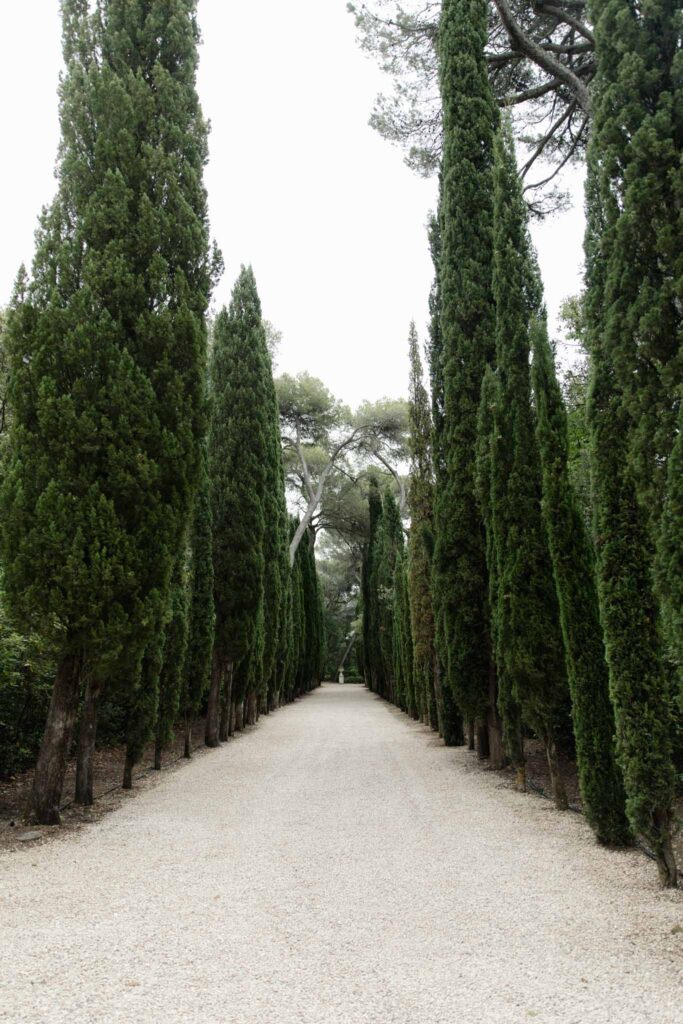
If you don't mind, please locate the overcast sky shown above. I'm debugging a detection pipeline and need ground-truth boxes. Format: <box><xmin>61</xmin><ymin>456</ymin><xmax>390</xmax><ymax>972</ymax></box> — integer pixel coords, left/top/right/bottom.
<box><xmin>0</xmin><ymin>1</ymin><xmax>585</xmax><ymax>407</ymax></box>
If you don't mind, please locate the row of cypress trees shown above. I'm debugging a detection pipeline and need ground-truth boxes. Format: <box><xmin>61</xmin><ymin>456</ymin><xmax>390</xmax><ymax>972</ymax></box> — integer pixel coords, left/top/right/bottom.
<box><xmin>0</xmin><ymin>1</ymin><xmax>324</xmax><ymax>825</ymax></box>
<box><xmin>362</xmin><ymin>0</ymin><xmax>680</xmax><ymax>887</ymax></box>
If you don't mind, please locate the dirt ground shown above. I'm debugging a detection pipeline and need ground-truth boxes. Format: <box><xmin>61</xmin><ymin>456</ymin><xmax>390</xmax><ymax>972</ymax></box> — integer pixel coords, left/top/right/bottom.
<box><xmin>0</xmin><ymin>717</ymin><xmax>212</xmax><ymax>851</ymax></box>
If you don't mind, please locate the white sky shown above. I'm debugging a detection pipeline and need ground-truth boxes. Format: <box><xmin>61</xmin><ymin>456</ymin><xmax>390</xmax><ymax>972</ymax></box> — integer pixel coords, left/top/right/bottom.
<box><xmin>0</xmin><ymin>1</ymin><xmax>585</xmax><ymax>407</ymax></box>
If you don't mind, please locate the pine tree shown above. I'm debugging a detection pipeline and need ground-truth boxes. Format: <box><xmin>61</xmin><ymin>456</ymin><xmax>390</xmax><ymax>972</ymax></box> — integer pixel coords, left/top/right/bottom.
<box><xmin>432</xmin><ymin>0</ymin><xmax>498</xmax><ymax>740</ymax></box>
<box><xmin>180</xmin><ymin>444</ymin><xmax>215</xmax><ymax>757</ymax></box>
<box><xmin>206</xmin><ymin>269</ymin><xmax>270</xmax><ymax>746</ymax></box>
<box><xmin>0</xmin><ymin>0</ymin><xmax>214</xmax><ymax>822</ymax></box>
<box><xmin>154</xmin><ymin>555</ymin><xmax>189</xmax><ymax>770</ymax></box>
<box><xmin>532</xmin><ymin>316</ymin><xmax>631</xmax><ymax>844</ymax></box>
<box><xmin>585</xmin><ymin>0</ymin><xmax>680</xmax><ymax>886</ymax></box>
<box><xmin>489</xmin><ymin>122</ymin><xmax>569</xmax><ymax>806</ymax></box>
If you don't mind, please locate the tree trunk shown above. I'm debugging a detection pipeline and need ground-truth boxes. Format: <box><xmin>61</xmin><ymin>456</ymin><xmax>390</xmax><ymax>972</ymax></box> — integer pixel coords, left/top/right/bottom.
<box><xmin>246</xmin><ymin>692</ymin><xmax>258</xmax><ymax>726</ymax></box>
<box><xmin>487</xmin><ymin>661</ymin><xmax>505</xmax><ymax>770</ymax></box>
<box><xmin>219</xmin><ymin>662</ymin><xmax>233</xmax><ymax>742</ymax></box>
<box><xmin>652</xmin><ymin>808</ymin><xmax>678</xmax><ymax>888</ymax></box>
<box><xmin>74</xmin><ymin>675</ymin><xmax>100</xmax><ymax>806</ymax></box>
<box><xmin>122</xmin><ymin>752</ymin><xmax>134</xmax><ymax>791</ymax></box>
<box><xmin>467</xmin><ymin>720</ymin><xmax>476</xmax><ymax>751</ymax></box>
<box><xmin>205</xmin><ymin>646</ymin><xmax>223</xmax><ymax>748</ymax></box>
<box><xmin>476</xmin><ymin>719</ymin><xmax>490</xmax><ymax>760</ymax></box>
<box><xmin>235</xmin><ymin>701</ymin><xmax>244</xmax><ymax>731</ymax></box>
<box><xmin>544</xmin><ymin>734</ymin><xmax>569</xmax><ymax>810</ymax></box>
<box><xmin>183</xmin><ymin>717</ymin><xmax>193</xmax><ymax>759</ymax></box>
<box><xmin>27</xmin><ymin>652</ymin><xmax>82</xmax><ymax>825</ymax></box>
<box><xmin>154</xmin><ymin>730</ymin><xmax>163</xmax><ymax>771</ymax></box>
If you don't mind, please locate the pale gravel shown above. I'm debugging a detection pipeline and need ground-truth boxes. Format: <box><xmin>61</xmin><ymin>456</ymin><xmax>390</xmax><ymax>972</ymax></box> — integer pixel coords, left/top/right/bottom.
<box><xmin>1</xmin><ymin>683</ymin><xmax>681</xmax><ymax>1024</ymax></box>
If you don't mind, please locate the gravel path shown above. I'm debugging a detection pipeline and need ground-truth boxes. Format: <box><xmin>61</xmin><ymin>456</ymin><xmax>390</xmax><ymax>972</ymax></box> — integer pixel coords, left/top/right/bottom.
<box><xmin>1</xmin><ymin>683</ymin><xmax>681</xmax><ymax>1024</ymax></box>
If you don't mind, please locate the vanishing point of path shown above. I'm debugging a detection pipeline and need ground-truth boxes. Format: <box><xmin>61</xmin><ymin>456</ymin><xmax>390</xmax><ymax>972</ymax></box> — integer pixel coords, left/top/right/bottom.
<box><xmin>1</xmin><ymin>684</ymin><xmax>681</xmax><ymax>1024</ymax></box>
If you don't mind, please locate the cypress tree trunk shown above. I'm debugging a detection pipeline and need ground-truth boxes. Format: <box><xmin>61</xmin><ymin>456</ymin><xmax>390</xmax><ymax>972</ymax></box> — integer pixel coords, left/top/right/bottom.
<box><xmin>75</xmin><ymin>675</ymin><xmax>100</xmax><ymax>806</ymax></box>
<box><xmin>28</xmin><ymin>653</ymin><xmax>82</xmax><ymax>825</ymax></box>
<box><xmin>487</xmin><ymin>663</ymin><xmax>505</xmax><ymax>770</ymax></box>
<box><xmin>154</xmin><ymin>725</ymin><xmax>163</xmax><ymax>771</ymax></box>
<box><xmin>122</xmin><ymin>753</ymin><xmax>134</xmax><ymax>791</ymax></box>
<box><xmin>543</xmin><ymin>733</ymin><xmax>569</xmax><ymax>811</ymax></box>
<box><xmin>183</xmin><ymin>717</ymin><xmax>193</xmax><ymax>759</ymax></box>
<box><xmin>467</xmin><ymin>721</ymin><xmax>475</xmax><ymax>752</ymax></box>
<box><xmin>229</xmin><ymin>701</ymin><xmax>236</xmax><ymax>737</ymax></box>
<box><xmin>246</xmin><ymin>692</ymin><xmax>258</xmax><ymax>726</ymax></box>
<box><xmin>219</xmin><ymin>662</ymin><xmax>233</xmax><ymax>743</ymax></box>
<box><xmin>235</xmin><ymin>702</ymin><xmax>245</xmax><ymax>732</ymax></box>
<box><xmin>205</xmin><ymin>646</ymin><xmax>223</xmax><ymax>748</ymax></box>
<box><xmin>476</xmin><ymin>721</ymin><xmax>489</xmax><ymax>760</ymax></box>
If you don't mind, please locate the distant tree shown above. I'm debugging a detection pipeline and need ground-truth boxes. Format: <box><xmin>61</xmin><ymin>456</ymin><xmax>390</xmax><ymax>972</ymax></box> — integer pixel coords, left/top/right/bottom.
<box><xmin>278</xmin><ymin>372</ymin><xmax>408</xmax><ymax>562</ymax></box>
<box><xmin>362</xmin><ymin>479</ymin><xmax>384</xmax><ymax>692</ymax></box>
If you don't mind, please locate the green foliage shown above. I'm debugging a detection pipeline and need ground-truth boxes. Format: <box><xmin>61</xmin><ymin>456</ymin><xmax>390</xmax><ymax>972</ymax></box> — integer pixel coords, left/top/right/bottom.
<box><xmin>488</xmin><ymin>122</ymin><xmax>568</xmax><ymax>777</ymax></box>
<box><xmin>432</xmin><ymin>0</ymin><xmax>498</xmax><ymax>725</ymax></box>
<box><xmin>209</xmin><ymin>269</ymin><xmax>270</xmax><ymax>686</ymax></box>
<box><xmin>532</xmin><ymin>316</ymin><xmax>630</xmax><ymax>845</ymax></box>
<box><xmin>407</xmin><ymin>324</ymin><xmax>435</xmax><ymax>725</ymax></box>
<box><xmin>362</xmin><ymin>479</ymin><xmax>384</xmax><ymax>692</ymax></box>
<box><xmin>181</xmin><ymin>445</ymin><xmax>215</xmax><ymax>727</ymax></box>
<box><xmin>375</xmin><ymin>490</ymin><xmax>404</xmax><ymax>702</ymax></box>
<box><xmin>156</xmin><ymin>555</ymin><xmax>190</xmax><ymax>761</ymax></box>
<box><xmin>392</xmin><ymin>549</ymin><xmax>413</xmax><ymax>714</ymax></box>
<box><xmin>0</xmin><ymin>1</ymin><xmax>214</xmax><ymax>798</ymax></box>
<box><xmin>585</xmin><ymin>0</ymin><xmax>680</xmax><ymax>883</ymax></box>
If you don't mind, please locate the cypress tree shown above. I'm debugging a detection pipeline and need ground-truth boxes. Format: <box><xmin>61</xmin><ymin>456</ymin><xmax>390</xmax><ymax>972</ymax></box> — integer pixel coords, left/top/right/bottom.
<box><xmin>0</xmin><ymin>0</ymin><xmax>213</xmax><ymax>821</ymax></box>
<box><xmin>262</xmin><ymin>347</ymin><xmax>287</xmax><ymax>712</ymax></box>
<box><xmin>657</xmin><ymin>402</ymin><xmax>683</xmax><ymax>695</ymax></box>
<box><xmin>376</xmin><ymin>490</ymin><xmax>404</xmax><ymax>703</ymax></box>
<box><xmin>362</xmin><ymin>479</ymin><xmax>384</xmax><ymax>693</ymax></box>
<box><xmin>154</xmin><ymin>555</ymin><xmax>189</xmax><ymax>770</ymax></box>
<box><xmin>207</xmin><ymin>269</ymin><xmax>270</xmax><ymax>746</ymax></box>
<box><xmin>432</xmin><ymin>0</ymin><xmax>498</xmax><ymax>741</ymax></box>
<box><xmin>407</xmin><ymin>324</ymin><xmax>435</xmax><ymax>725</ymax></box>
<box><xmin>531</xmin><ymin>317</ymin><xmax>630</xmax><ymax>844</ymax></box>
<box><xmin>585</xmin><ymin>0</ymin><xmax>679</xmax><ymax>885</ymax></box>
<box><xmin>426</xmin><ymin>209</ymin><xmax>462</xmax><ymax>746</ymax></box>
<box><xmin>180</xmin><ymin>445</ymin><xmax>215</xmax><ymax>757</ymax></box>
<box><xmin>489</xmin><ymin>122</ymin><xmax>569</xmax><ymax>806</ymax></box>
<box><xmin>392</xmin><ymin>549</ymin><xmax>414</xmax><ymax>715</ymax></box>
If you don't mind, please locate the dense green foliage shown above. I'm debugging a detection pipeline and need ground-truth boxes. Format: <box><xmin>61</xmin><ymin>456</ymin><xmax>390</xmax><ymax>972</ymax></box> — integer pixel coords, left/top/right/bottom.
<box><xmin>432</xmin><ymin>0</ymin><xmax>498</xmax><ymax>729</ymax></box>
<box><xmin>155</xmin><ymin>557</ymin><xmax>190</xmax><ymax>768</ymax></box>
<box><xmin>584</xmin><ymin>0</ymin><xmax>680</xmax><ymax>885</ymax></box>
<box><xmin>488</xmin><ymin>122</ymin><xmax>569</xmax><ymax>805</ymax></box>
<box><xmin>180</xmin><ymin>446</ymin><xmax>215</xmax><ymax>754</ymax></box>
<box><xmin>532</xmin><ymin>317</ymin><xmax>630</xmax><ymax>844</ymax></box>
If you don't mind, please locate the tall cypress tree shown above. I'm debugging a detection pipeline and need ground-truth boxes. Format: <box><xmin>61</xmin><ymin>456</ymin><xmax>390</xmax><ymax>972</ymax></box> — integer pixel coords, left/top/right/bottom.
<box><xmin>489</xmin><ymin>122</ymin><xmax>569</xmax><ymax>807</ymax></box>
<box><xmin>362</xmin><ymin>479</ymin><xmax>384</xmax><ymax>693</ymax></box>
<box><xmin>376</xmin><ymin>489</ymin><xmax>404</xmax><ymax>703</ymax></box>
<box><xmin>531</xmin><ymin>316</ymin><xmax>630</xmax><ymax>844</ymax></box>
<box><xmin>407</xmin><ymin>324</ymin><xmax>435</xmax><ymax>726</ymax></box>
<box><xmin>432</xmin><ymin>0</ymin><xmax>498</xmax><ymax>741</ymax></box>
<box><xmin>0</xmin><ymin>0</ymin><xmax>213</xmax><ymax>821</ymax></box>
<box><xmin>426</xmin><ymin>210</ymin><xmax>462</xmax><ymax>746</ymax></box>
<box><xmin>262</xmin><ymin>347</ymin><xmax>287</xmax><ymax>712</ymax></box>
<box><xmin>585</xmin><ymin>0</ymin><xmax>679</xmax><ymax>885</ymax></box>
<box><xmin>207</xmin><ymin>269</ymin><xmax>269</xmax><ymax>746</ymax></box>
<box><xmin>180</xmin><ymin>444</ymin><xmax>215</xmax><ymax>757</ymax></box>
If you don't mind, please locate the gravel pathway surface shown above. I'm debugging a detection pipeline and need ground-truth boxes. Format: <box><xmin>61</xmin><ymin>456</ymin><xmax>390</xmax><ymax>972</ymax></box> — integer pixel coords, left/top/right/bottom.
<box><xmin>1</xmin><ymin>683</ymin><xmax>681</xmax><ymax>1024</ymax></box>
